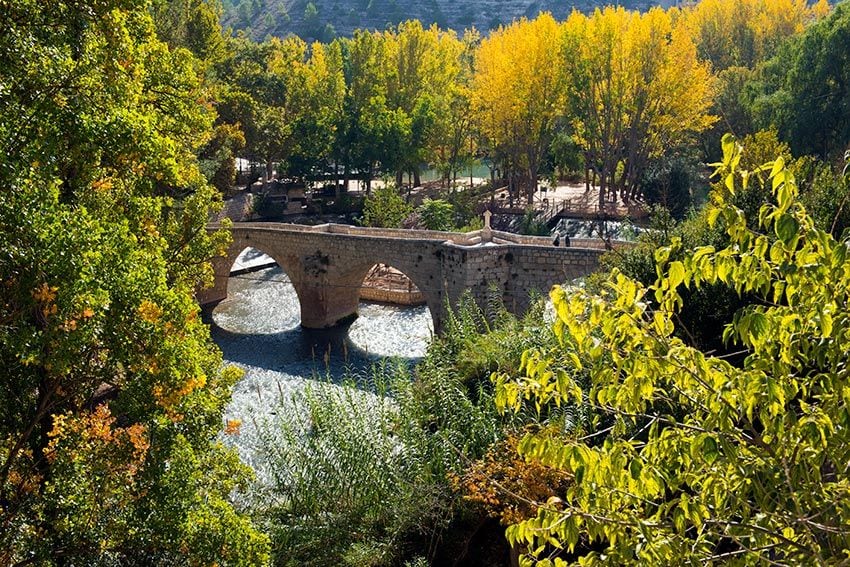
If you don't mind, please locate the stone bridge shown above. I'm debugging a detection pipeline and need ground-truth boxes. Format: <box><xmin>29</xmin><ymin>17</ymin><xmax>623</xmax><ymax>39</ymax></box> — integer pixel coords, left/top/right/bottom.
<box><xmin>199</xmin><ymin>221</ymin><xmax>616</xmax><ymax>332</ymax></box>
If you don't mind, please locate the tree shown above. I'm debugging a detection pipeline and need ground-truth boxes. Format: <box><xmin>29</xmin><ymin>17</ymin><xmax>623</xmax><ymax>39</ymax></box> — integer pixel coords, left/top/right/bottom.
<box><xmin>680</xmin><ymin>0</ymin><xmax>828</xmax><ymax>72</ymax></box>
<box><xmin>361</xmin><ymin>184</ymin><xmax>413</xmax><ymax>228</ymax></box>
<box><xmin>289</xmin><ymin>40</ymin><xmax>346</xmax><ymax>182</ymax></box>
<box><xmin>495</xmin><ymin>135</ymin><xmax>850</xmax><ymax>564</ymax></box>
<box><xmin>430</xmin><ymin>29</ymin><xmax>479</xmax><ymax>189</ymax></box>
<box><xmin>383</xmin><ymin>20</ymin><xmax>466</xmax><ymax>188</ymax></box>
<box><xmin>416</xmin><ymin>198</ymin><xmax>456</xmax><ymax>231</ymax></box>
<box><xmin>220</xmin><ymin>35</ymin><xmax>312</xmax><ymax>183</ymax></box>
<box><xmin>333</xmin><ymin>30</ymin><xmax>394</xmax><ymax>193</ymax></box>
<box><xmin>472</xmin><ymin>14</ymin><xmax>565</xmax><ymax>204</ymax></box>
<box><xmin>150</xmin><ymin>0</ymin><xmax>230</xmax><ymax>66</ymax></box>
<box><xmin>0</xmin><ymin>0</ymin><xmax>268</xmax><ymax>562</ymax></box>
<box><xmin>562</xmin><ymin>7</ymin><xmax>715</xmax><ymax>209</ymax></box>
<box><xmin>749</xmin><ymin>2</ymin><xmax>850</xmax><ymax>160</ymax></box>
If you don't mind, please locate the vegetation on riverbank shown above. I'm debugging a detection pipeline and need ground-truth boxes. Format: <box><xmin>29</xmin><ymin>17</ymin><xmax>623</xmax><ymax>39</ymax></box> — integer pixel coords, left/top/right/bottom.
<box><xmin>4</xmin><ymin>0</ymin><xmax>850</xmax><ymax>564</ymax></box>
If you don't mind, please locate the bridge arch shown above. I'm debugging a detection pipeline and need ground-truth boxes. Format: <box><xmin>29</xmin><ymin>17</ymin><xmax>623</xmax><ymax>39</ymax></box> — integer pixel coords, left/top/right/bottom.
<box><xmin>342</xmin><ymin>257</ymin><xmax>441</xmax><ymax>331</ymax></box>
<box><xmin>201</xmin><ymin>239</ymin><xmax>311</xmax><ymax>327</ymax></box>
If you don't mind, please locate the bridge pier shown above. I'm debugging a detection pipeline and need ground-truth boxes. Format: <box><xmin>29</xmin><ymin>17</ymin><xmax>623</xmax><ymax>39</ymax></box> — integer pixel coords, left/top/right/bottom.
<box><xmin>296</xmin><ymin>280</ymin><xmax>361</xmax><ymax>329</ymax></box>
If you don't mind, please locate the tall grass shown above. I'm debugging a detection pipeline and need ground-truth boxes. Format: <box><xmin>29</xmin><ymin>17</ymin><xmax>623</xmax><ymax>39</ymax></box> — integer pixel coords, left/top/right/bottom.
<box><xmin>247</xmin><ymin>295</ymin><xmax>578</xmax><ymax>565</ymax></box>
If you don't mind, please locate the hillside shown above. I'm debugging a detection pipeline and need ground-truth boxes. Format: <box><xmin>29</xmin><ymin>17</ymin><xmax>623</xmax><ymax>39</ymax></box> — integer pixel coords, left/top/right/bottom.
<box><xmin>221</xmin><ymin>0</ymin><xmax>678</xmax><ymax>41</ymax></box>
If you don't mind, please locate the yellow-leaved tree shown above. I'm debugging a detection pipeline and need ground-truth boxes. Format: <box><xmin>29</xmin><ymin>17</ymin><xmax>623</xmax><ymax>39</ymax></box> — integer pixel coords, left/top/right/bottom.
<box><xmin>563</xmin><ymin>6</ymin><xmax>716</xmax><ymax>208</ymax></box>
<box><xmin>472</xmin><ymin>14</ymin><xmax>565</xmax><ymax>205</ymax></box>
<box><xmin>680</xmin><ymin>0</ymin><xmax>830</xmax><ymax>72</ymax></box>
<box><xmin>495</xmin><ymin>135</ymin><xmax>850</xmax><ymax>565</ymax></box>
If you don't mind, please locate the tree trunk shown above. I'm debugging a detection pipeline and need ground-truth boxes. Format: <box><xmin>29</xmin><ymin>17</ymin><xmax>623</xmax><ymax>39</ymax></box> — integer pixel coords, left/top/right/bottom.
<box><xmin>334</xmin><ymin>159</ymin><xmax>342</xmax><ymax>200</ymax></box>
<box><xmin>366</xmin><ymin>164</ymin><xmax>373</xmax><ymax>194</ymax></box>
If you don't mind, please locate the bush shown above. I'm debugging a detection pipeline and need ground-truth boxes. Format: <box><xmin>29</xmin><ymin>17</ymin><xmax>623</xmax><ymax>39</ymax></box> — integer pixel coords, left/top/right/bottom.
<box><xmin>362</xmin><ymin>185</ymin><xmax>413</xmax><ymax>228</ymax></box>
<box><xmin>640</xmin><ymin>149</ymin><xmax>702</xmax><ymax>220</ymax></box>
<box><xmin>496</xmin><ymin>135</ymin><xmax>850</xmax><ymax>566</ymax></box>
<box><xmin>416</xmin><ymin>198</ymin><xmax>456</xmax><ymax>231</ymax></box>
<box><xmin>248</xmin><ymin>296</ymin><xmax>575</xmax><ymax>565</ymax></box>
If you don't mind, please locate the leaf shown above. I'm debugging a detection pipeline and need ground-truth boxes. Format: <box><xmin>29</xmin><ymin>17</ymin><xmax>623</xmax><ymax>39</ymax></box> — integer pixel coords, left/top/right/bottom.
<box><xmin>629</xmin><ymin>458</ymin><xmax>643</xmax><ymax>481</ymax></box>
<box><xmin>721</xmin><ymin>133</ymin><xmax>736</xmax><ymax>165</ymax></box>
<box><xmin>702</xmin><ymin>435</ymin><xmax>719</xmax><ymax>464</ymax></box>
<box><xmin>775</xmin><ymin>214</ymin><xmax>799</xmax><ymax>244</ymax></box>
<box><xmin>770</xmin><ymin>156</ymin><xmax>785</xmax><ymax>179</ymax></box>
<box><xmin>749</xmin><ymin>312</ymin><xmax>768</xmax><ymax>341</ymax></box>
<box><xmin>668</xmin><ymin>261</ymin><xmax>685</xmax><ymax>289</ymax></box>
<box><xmin>821</xmin><ymin>311</ymin><xmax>833</xmax><ymax>337</ymax></box>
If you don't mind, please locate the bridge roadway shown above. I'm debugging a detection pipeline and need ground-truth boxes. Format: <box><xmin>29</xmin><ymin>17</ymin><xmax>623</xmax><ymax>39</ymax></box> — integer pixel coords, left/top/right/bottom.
<box><xmin>199</xmin><ymin>222</ymin><xmax>614</xmax><ymax>332</ymax></box>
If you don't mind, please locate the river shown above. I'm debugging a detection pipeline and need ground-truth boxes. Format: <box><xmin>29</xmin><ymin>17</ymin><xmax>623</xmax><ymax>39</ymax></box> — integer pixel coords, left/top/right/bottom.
<box><xmin>205</xmin><ymin>249</ymin><xmax>433</xmax><ymax>474</ymax></box>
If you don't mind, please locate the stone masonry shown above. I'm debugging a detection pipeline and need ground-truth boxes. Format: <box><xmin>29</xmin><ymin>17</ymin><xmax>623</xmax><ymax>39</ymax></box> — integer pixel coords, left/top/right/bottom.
<box><xmin>199</xmin><ymin>222</ymin><xmax>617</xmax><ymax>332</ymax></box>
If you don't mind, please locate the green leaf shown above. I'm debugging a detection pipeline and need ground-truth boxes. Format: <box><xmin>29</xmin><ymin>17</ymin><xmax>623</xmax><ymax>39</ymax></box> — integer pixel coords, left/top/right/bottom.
<box><xmin>775</xmin><ymin>214</ymin><xmax>799</xmax><ymax>244</ymax></box>
<box><xmin>629</xmin><ymin>458</ymin><xmax>643</xmax><ymax>481</ymax></box>
<box><xmin>749</xmin><ymin>312</ymin><xmax>768</xmax><ymax>340</ymax></box>
<box><xmin>702</xmin><ymin>436</ymin><xmax>719</xmax><ymax>464</ymax></box>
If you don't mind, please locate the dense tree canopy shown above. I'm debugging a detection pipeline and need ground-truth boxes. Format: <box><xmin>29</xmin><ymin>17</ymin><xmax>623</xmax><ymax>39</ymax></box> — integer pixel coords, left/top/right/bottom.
<box><xmin>472</xmin><ymin>14</ymin><xmax>564</xmax><ymax>204</ymax></box>
<box><xmin>562</xmin><ymin>6</ymin><xmax>716</xmax><ymax>207</ymax></box>
<box><xmin>681</xmin><ymin>0</ymin><xmax>828</xmax><ymax>72</ymax></box>
<box><xmin>751</xmin><ymin>2</ymin><xmax>850</xmax><ymax>160</ymax></box>
<box><xmin>0</xmin><ymin>0</ymin><xmax>268</xmax><ymax>562</ymax></box>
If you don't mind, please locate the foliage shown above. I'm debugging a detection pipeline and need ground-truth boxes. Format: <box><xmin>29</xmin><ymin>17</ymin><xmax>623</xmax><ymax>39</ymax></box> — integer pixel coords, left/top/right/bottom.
<box><xmin>495</xmin><ymin>135</ymin><xmax>850</xmax><ymax>564</ymax></box>
<box><xmin>416</xmin><ymin>198</ymin><xmax>456</xmax><ymax>231</ymax></box>
<box><xmin>639</xmin><ymin>149</ymin><xmax>703</xmax><ymax>220</ymax></box>
<box><xmin>451</xmin><ymin>433</ymin><xmax>571</xmax><ymax>526</ymax></box>
<box><xmin>563</xmin><ymin>6</ymin><xmax>716</xmax><ymax>207</ymax></box>
<box><xmin>362</xmin><ymin>184</ymin><xmax>413</xmax><ymax>228</ymax></box>
<box><xmin>749</xmin><ymin>1</ymin><xmax>850</xmax><ymax>160</ymax></box>
<box><xmin>150</xmin><ymin>0</ymin><xmax>230</xmax><ymax>65</ymax></box>
<box><xmin>0</xmin><ymin>0</ymin><xmax>268</xmax><ymax>563</ymax></box>
<box><xmin>218</xmin><ymin>35</ymin><xmax>320</xmax><ymax>180</ymax></box>
<box><xmin>253</xmin><ymin>300</ymin><xmax>505</xmax><ymax>565</ymax></box>
<box><xmin>799</xmin><ymin>159</ymin><xmax>850</xmax><ymax>238</ymax></box>
<box><xmin>249</xmin><ymin>294</ymin><xmax>586</xmax><ymax>565</ymax></box>
<box><xmin>200</xmin><ymin>122</ymin><xmax>247</xmax><ymax>193</ymax></box>
<box><xmin>517</xmin><ymin>209</ymin><xmax>549</xmax><ymax>236</ymax></box>
<box><xmin>253</xmin><ymin>368</ymin><xmax>444</xmax><ymax>567</ymax></box>
<box><xmin>697</xmin><ymin>65</ymin><xmax>757</xmax><ymax>162</ymax></box>
<box><xmin>472</xmin><ymin>14</ymin><xmax>564</xmax><ymax>204</ymax></box>
<box><xmin>680</xmin><ymin>0</ymin><xmax>828</xmax><ymax>72</ymax></box>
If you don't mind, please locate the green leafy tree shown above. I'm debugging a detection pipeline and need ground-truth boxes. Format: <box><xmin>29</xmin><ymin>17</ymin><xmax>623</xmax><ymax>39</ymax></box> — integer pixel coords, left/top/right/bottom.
<box><xmin>361</xmin><ymin>184</ymin><xmax>412</xmax><ymax>227</ymax></box>
<box><xmin>150</xmin><ymin>0</ymin><xmax>230</xmax><ymax>65</ymax></box>
<box><xmin>219</xmin><ymin>35</ymin><xmax>312</xmax><ymax>183</ymax></box>
<box><xmin>495</xmin><ymin>135</ymin><xmax>850</xmax><ymax>564</ymax></box>
<box><xmin>0</xmin><ymin>0</ymin><xmax>268</xmax><ymax>563</ymax></box>
<box><xmin>333</xmin><ymin>30</ymin><xmax>395</xmax><ymax>192</ymax></box>
<box><xmin>748</xmin><ymin>2</ymin><xmax>850</xmax><ymax>160</ymax></box>
<box><xmin>416</xmin><ymin>198</ymin><xmax>456</xmax><ymax>231</ymax></box>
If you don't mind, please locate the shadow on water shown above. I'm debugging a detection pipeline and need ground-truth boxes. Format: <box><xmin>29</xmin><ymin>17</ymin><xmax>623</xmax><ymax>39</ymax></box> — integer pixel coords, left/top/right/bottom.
<box><xmin>202</xmin><ymin>308</ymin><xmax>404</xmax><ymax>382</ymax></box>
<box><xmin>202</xmin><ymin>261</ymin><xmax>432</xmax><ymax>383</ymax></box>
